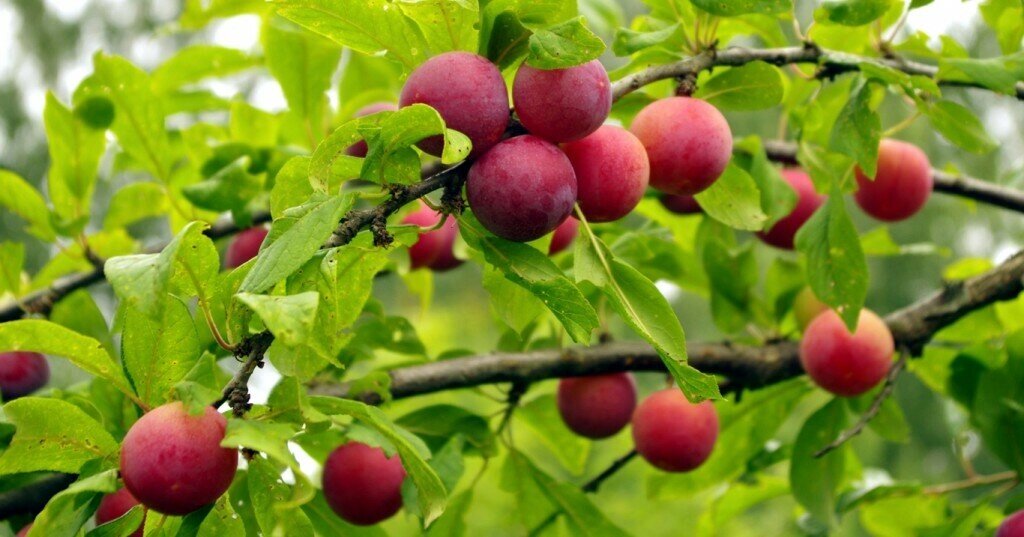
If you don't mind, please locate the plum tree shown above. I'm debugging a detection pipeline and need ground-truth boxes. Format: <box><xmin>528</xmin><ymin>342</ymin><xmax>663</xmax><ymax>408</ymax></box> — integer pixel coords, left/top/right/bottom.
<box><xmin>345</xmin><ymin>102</ymin><xmax>399</xmax><ymax>158</ymax></box>
<box><xmin>401</xmin><ymin>204</ymin><xmax>462</xmax><ymax>271</ymax></box>
<box><xmin>630</xmin><ymin>97</ymin><xmax>732</xmax><ymax>196</ymax></box>
<box><xmin>224</xmin><ymin>226</ymin><xmax>268</xmax><ymax>269</ymax></box>
<box><xmin>0</xmin><ymin>351</ymin><xmax>48</xmax><ymax>400</ymax></box>
<box><xmin>322</xmin><ymin>442</ymin><xmax>406</xmax><ymax>526</ymax></box>
<box><xmin>793</xmin><ymin>287</ymin><xmax>828</xmax><ymax>331</ymax></box>
<box><xmin>659</xmin><ymin>193</ymin><xmax>702</xmax><ymax>214</ymax></box>
<box><xmin>96</xmin><ymin>488</ymin><xmax>143</xmax><ymax>536</ymax></box>
<box><xmin>548</xmin><ymin>218</ymin><xmax>579</xmax><ymax>255</ymax></box>
<box><xmin>562</xmin><ymin>125</ymin><xmax>650</xmax><ymax>223</ymax></box>
<box><xmin>119</xmin><ymin>402</ymin><xmax>238</xmax><ymax>515</ymax></box>
<box><xmin>854</xmin><ymin>139</ymin><xmax>933</xmax><ymax>222</ymax></box>
<box><xmin>512</xmin><ymin>60</ymin><xmax>611</xmax><ymax>143</ymax></box>
<box><xmin>998</xmin><ymin>510</ymin><xmax>1024</xmax><ymax>537</ymax></box>
<box><xmin>466</xmin><ymin>135</ymin><xmax>577</xmax><ymax>242</ymax></box>
<box><xmin>399</xmin><ymin>51</ymin><xmax>509</xmax><ymax>157</ymax></box>
<box><xmin>800</xmin><ymin>309</ymin><xmax>895</xmax><ymax>397</ymax></box>
<box><xmin>557</xmin><ymin>373</ymin><xmax>637</xmax><ymax>439</ymax></box>
<box><xmin>756</xmin><ymin>169</ymin><xmax>825</xmax><ymax>250</ymax></box>
<box><xmin>632</xmin><ymin>389</ymin><xmax>718</xmax><ymax>472</ymax></box>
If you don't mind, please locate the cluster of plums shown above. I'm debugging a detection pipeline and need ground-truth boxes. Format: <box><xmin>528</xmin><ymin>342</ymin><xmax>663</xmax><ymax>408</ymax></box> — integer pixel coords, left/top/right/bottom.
<box><xmin>663</xmin><ymin>138</ymin><xmax>934</xmax><ymax>252</ymax></box>
<box><xmin>557</xmin><ymin>374</ymin><xmax>719</xmax><ymax>473</ymax></box>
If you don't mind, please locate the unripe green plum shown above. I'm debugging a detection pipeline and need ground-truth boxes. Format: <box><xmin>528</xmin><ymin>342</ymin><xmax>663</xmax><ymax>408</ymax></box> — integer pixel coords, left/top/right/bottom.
<box><xmin>120</xmin><ymin>402</ymin><xmax>238</xmax><ymax>515</ymax></box>
<box><xmin>401</xmin><ymin>204</ymin><xmax>462</xmax><ymax>272</ymax></box>
<box><xmin>400</xmin><ymin>52</ymin><xmax>509</xmax><ymax>157</ymax></box>
<box><xmin>225</xmin><ymin>227</ymin><xmax>268</xmax><ymax>269</ymax></box>
<box><xmin>659</xmin><ymin>194</ymin><xmax>701</xmax><ymax>215</ymax></box>
<box><xmin>322</xmin><ymin>442</ymin><xmax>406</xmax><ymax>526</ymax></box>
<box><xmin>793</xmin><ymin>287</ymin><xmax>828</xmax><ymax>331</ymax></box>
<box><xmin>96</xmin><ymin>488</ymin><xmax>144</xmax><ymax>537</ymax></box>
<box><xmin>513</xmin><ymin>60</ymin><xmax>611</xmax><ymax>143</ymax></box>
<box><xmin>756</xmin><ymin>169</ymin><xmax>824</xmax><ymax>250</ymax></box>
<box><xmin>998</xmin><ymin>510</ymin><xmax>1024</xmax><ymax>537</ymax></box>
<box><xmin>632</xmin><ymin>389</ymin><xmax>719</xmax><ymax>472</ymax></box>
<box><xmin>630</xmin><ymin>97</ymin><xmax>732</xmax><ymax>196</ymax></box>
<box><xmin>548</xmin><ymin>218</ymin><xmax>579</xmax><ymax>255</ymax></box>
<box><xmin>345</xmin><ymin>102</ymin><xmax>399</xmax><ymax>158</ymax></box>
<box><xmin>563</xmin><ymin>125</ymin><xmax>650</xmax><ymax>223</ymax></box>
<box><xmin>854</xmin><ymin>139</ymin><xmax>932</xmax><ymax>222</ymax></box>
<box><xmin>557</xmin><ymin>373</ymin><xmax>637</xmax><ymax>439</ymax></box>
<box><xmin>0</xmin><ymin>352</ymin><xmax>48</xmax><ymax>400</ymax></box>
<box><xmin>467</xmin><ymin>135</ymin><xmax>577</xmax><ymax>242</ymax></box>
<box><xmin>800</xmin><ymin>309</ymin><xmax>894</xmax><ymax>397</ymax></box>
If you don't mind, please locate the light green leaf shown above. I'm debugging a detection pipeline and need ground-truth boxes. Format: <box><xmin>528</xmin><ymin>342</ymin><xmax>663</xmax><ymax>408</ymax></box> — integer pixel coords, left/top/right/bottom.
<box><xmin>362</xmin><ymin>105</ymin><xmax>471</xmax><ymax>185</ymax></box>
<box><xmin>222</xmin><ymin>420</ymin><xmax>314</xmax><ymax>508</ymax></box>
<box><xmin>0</xmin><ymin>169</ymin><xmax>56</xmax><ymax>241</ymax></box>
<box><xmin>816</xmin><ymin>0</ymin><xmax>893</xmax><ymax>26</ymax></box>
<box><xmin>236</xmin><ymin>292</ymin><xmax>319</xmax><ymax>347</ymax></box>
<box><xmin>795</xmin><ymin>193</ymin><xmax>868</xmax><ymax>331</ymax></box>
<box><xmin>518</xmin><ymin>394</ymin><xmax>591</xmax><ymax>475</ymax></box>
<box><xmin>196</xmin><ymin>496</ymin><xmax>246</xmax><ymax>537</ymax></box>
<box><xmin>980</xmin><ymin>0</ymin><xmax>1024</xmax><ymax>55</ymax></box>
<box><xmin>695</xmin><ymin>62</ymin><xmax>784</xmax><ymax>111</ymax></box>
<box><xmin>122</xmin><ymin>298</ymin><xmax>201</xmax><ymax>408</ymax></box>
<box><xmin>26</xmin><ymin>470</ymin><xmax>120</xmax><ymax>537</ymax></box>
<box><xmin>230</xmin><ymin>101</ymin><xmax>281</xmax><ymax>147</ymax></box>
<box><xmin>309</xmin><ymin>115</ymin><xmax>385</xmax><ymax>190</ymax></box>
<box><xmin>312</xmin><ymin>396</ymin><xmax>448</xmax><ymax>526</ymax></box>
<box><xmin>526</xmin><ymin>17</ymin><xmax>606</xmax><ymax>69</ymax></box>
<box><xmin>103</xmin><ymin>182</ymin><xmax>170</xmax><ymax>230</ymax></box>
<box><xmin>691</xmin><ymin>0</ymin><xmax>790</xmax><ymax>16</ymax></box>
<box><xmin>87</xmin><ymin>505</ymin><xmax>144</xmax><ymax>537</ymax></box>
<box><xmin>790</xmin><ymin>399</ymin><xmax>848</xmax><ymax>526</ymax></box>
<box><xmin>44</xmin><ymin>92</ymin><xmax>105</xmax><ymax>231</ymax></box>
<box><xmin>939</xmin><ymin>54</ymin><xmax>1024</xmax><ymax>96</ymax></box>
<box><xmin>239</xmin><ymin>193</ymin><xmax>354</xmax><ymax>293</ymax></box>
<box><xmin>925</xmin><ymin>100</ymin><xmax>997</xmax><ymax>154</ymax></box>
<box><xmin>0</xmin><ymin>320</ymin><xmax>135</xmax><ymax>401</ymax></box>
<box><xmin>152</xmin><ymin>45</ymin><xmax>258</xmax><ymax>93</ymax></box>
<box><xmin>734</xmin><ymin>136</ymin><xmax>798</xmax><ymax>228</ymax></box>
<box><xmin>0</xmin><ymin>241</ymin><xmax>25</xmax><ymax>297</ymax></box>
<box><xmin>246</xmin><ymin>456</ymin><xmax>316</xmax><ymax>535</ymax></box>
<box><xmin>261</xmin><ymin>16</ymin><xmax>342</xmax><ymax>129</ymax></box>
<box><xmin>0</xmin><ymin>397</ymin><xmax>119</xmax><ymax>474</ymax></box>
<box><xmin>694</xmin><ymin>163</ymin><xmax>768</xmax><ymax>231</ymax></box>
<box><xmin>480</xmin><ymin>0</ymin><xmax>578</xmax><ymax>69</ymax></box>
<box><xmin>398</xmin><ymin>0</ymin><xmax>480</xmax><ymax>54</ymax></box>
<box><xmin>829</xmin><ymin>77</ymin><xmax>881</xmax><ymax>178</ymax></box>
<box><xmin>270</xmin><ymin>156</ymin><xmax>313</xmax><ymax>219</ymax></box>
<box><xmin>182</xmin><ymin>157</ymin><xmax>265</xmax><ymax>215</ymax></box>
<box><xmin>612</xmin><ymin>24</ymin><xmax>680</xmax><ymax>56</ymax></box>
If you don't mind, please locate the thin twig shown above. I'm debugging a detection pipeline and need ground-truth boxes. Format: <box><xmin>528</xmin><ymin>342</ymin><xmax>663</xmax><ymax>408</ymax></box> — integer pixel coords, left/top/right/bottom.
<box><xmin>922</xmin><ymin>471</ymin><xmax>1019</xmax><ymax>495</ymax></box>
<box><xmin>814</xmin><ymin>352</ymin><xmax>909</xmax><ymax>458</ymax></box>
<box><xmin>581</xmin><ymin>450</ymin><xmax>639</xmax><ymax>493</ymax></box>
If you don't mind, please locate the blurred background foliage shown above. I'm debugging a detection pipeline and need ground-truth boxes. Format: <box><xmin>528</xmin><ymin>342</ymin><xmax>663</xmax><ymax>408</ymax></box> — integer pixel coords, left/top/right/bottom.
<box><xmin>1</xmin><ymin>0</ymin><xmax>1023</xmax><ymax>535</ymax></box>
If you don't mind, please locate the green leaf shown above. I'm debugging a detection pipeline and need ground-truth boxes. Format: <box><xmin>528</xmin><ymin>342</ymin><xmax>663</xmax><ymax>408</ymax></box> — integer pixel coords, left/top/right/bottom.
<box><xmin>829</xmin><ymin>77</ymin><xmax>881</xmax><ymax>178</ymax></box>
<box><xmin>239</xmin><ymin>193</ymin><xmax>354</xmax><ymax>293</ymax></box>
<box><xmin>734</xmin><ymin>136</ymin><xmax>798</xmax><ymax>228</ymax></box>
<box><xmin>273</xmin><ymin>0</ymin><xmax>428</xmax><ymax>70</ymax></box>
<box><xmin>122</xmin><ymin>298</ymin><xmax>201</xmax><ymax>408</ymax></box>
<box><xmin>261</xmin><ymin>16</ymin><xmax>342</xmax><ymax>130</ymax></box>
<box><xmin>236</xmin><ymin>292</ymin><xmax>319</xmax><ymax>347</ymax></box>
<box><xmin>83</xmin><ymin>53</ymin><xmax>172</xmax><ymax>182</ymax></box>
<box><xmin>182</xmin><ymin>157</ymin><xmax>265</xmax><ymax>215</ymax></box>
<box><xmin>44</xmin><ymin>92</ymin><xmax>105</xmax><ymax>231</ymax></box>
<box><xmin>525</xmin><ymin>17</ymin><xmax>606</xmax><ymax>69</ymax></box>
<box><xmin>0</xmin><ymin>397</ymin><xmax>119</xmax><ymax>474</ymax></box>
<box><xmin>88</xmin><ymin>506</ymin><xmax>144</xmax><ymax>536</ymax></box>
<box><xmin>0</xmin><ymin>241</ymin><xmax>24</xmax><ymax>297</ymax></box>
<box><xmin>310</xmin><ymin>116</ymin><xmax>383</xmax><ymax>189</ymax></box>
<box><xmin>362</xmin><ymin>105</ymin><xmax>471</xmax><ymax>185</ymax></box>
<box><xmin>396</xmin><ymin>404</ymin><xmax>496</xmax><ymax>457</ymax></box>
<box><xmin>270</xmin><ymin>156</ymin><xmax>313</xmax><ymax>219</ymax></box>
<box><xmin>480</xmin><ymin>0</ymin><xmax>578</xmax><ymax>69</ymax></box>
<box><xmin>925</xmin><ymin>100</ymin><xmax>997</xmax><ymax>154</ymax></box>
<box><xmin>816</xmin><ymin>0</ymin><xmax>894</xmax><ymax>26</ymax></box>
<box><xmin>795</xmin><ymin>192</ymin><xmax>868</xmax><ymax>331</ymax></box>
<box><xmin>980</xmin><ymin>0</ymin><xmax>1024</xmax><ymax>55</ymax></box>
<box><xmin>0</xmin><ymin>169</ymin><xmax>56</xmax><ymax>241</ymax></box>
<box><xmin>152</xmin><ymin>45</ymin><xmax>258</xmax><ymax>93</ymax></box>
<box><xmin>939</xmin><ymin>54</ymin><xmax>1024</xmax><ymax>96</ymax></box>
<box><xmin>691</xmin><ymin>0</ymin><xmax>790</xmax><ymax>16</ymax></box>
<box><xmin>398</xmin><ymin>0</ymin><xmax>480</xmax><ymax>54</ymax></box>
<box><xmin>694</xmin><ymin>62</ymin><xmax>784</xmax><ymax>111</ymax></box>
<box><xmin>517</xmin><ymin>394</ymin><xmax>591</xmax><ymax>474</ymax></box>
<box><xmin>246</xmin><ymin>456</ymin><xmax>316</xmax><ymax>535</ymax></box>
<box><xmin>576</xmin><ymin>224</ymin><xmax>720</xmax><ymax>402</ymax></box>
<box><xmin>103</xmin><ymin>182</ymin><xmax>170</xmax><ymax>230</ymax></box>
<box><xmin>0</xmin><ymin>320</ymin><xmax>135</xmax><ymax>402</ymax></box>
<box><xmin>426</xmin><ymin>490</ymin><xmax>474</xmax><ymax>537</ymax></box>
<box><xmin>222</xmin><ymin>420</ymin><xmax>314</xmax><ymax>507</ymax></box>
<box><xmin>612</xmin><ymin>24</ymin><xmax>680</xmax><ymax>56</ymax></box>
<box><xmin>971</xmin><ymin>332</ymin><xmax>1024</xmax><ymax>474</ymax></box>
<box><xmin>26</xmin><ymin>470</ymin><xmax>120</xmax><ymax>537</ymax></box>
<box><xmin>303</xmin><ymin>491</ymin><xmax>387</xmax><ymax>536</ymax></box>
<box><xmin>790</xmin><ymin>399</ymin><xmax>848</xmax><ymax>526</ymax></box>
<box><xmin>311</xmin><ymin>396</ymin><xmax>448</xmax><ymax>526</ymax></box>
<box><xmin>693</xmin><ymin>163</ymin><xmax>768</xmax><ymax>231</ymax></box>
<box><xmin>460</xmin><ymin>216</ymin><xmax>599</xmax><ymax>344</ymax></box>
<box><xmin>481</xmin><ymin>266</ymin><xmax>545</xmax><ymax>336</ymax></box>
<box><xmin>196</xmin><ymin>496</ymin><xmax>246</xmax><ymax>537</ymax></box>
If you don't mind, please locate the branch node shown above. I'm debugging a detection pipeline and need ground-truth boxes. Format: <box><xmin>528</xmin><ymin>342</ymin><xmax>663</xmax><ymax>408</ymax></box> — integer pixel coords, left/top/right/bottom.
<box><xmin>371</xmin><ymin>215</ymin><xmax>394</xmax><ymax>248</ymax></box>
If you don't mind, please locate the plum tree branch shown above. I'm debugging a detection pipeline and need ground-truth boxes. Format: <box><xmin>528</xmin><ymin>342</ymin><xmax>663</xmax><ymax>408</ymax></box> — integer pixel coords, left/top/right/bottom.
<box><xmin>612</xmin><ymin>45</ymin><xmax>1024</xmax><ymax>102</ymax></box>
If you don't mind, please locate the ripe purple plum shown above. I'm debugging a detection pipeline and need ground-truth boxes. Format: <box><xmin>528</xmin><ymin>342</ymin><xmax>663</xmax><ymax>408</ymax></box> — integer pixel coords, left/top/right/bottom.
<box><xmin>660</xmin><ymin>194</ymin><xmax>702</xmax><ymax>215</ymax></box>
<box><xmin>96</xmin><ymin>488</ymin><xmax>144</xmax><ymax>537</ymax></box>
<box><xmin>756</xmin><ymin>169</ymin><xmax>825</xmax><ymax>250</ymax></box>
<box><xmin>562</xmin><ymin>125</ymin><xmax>650</xmax><ymax>223</ymax></box>
<box><xmin>467</xmin><ymin>135</ymin><xmax>577</xmax><ymax>242</ymax></box>
<box><xmin>800</xmin><ymin>309</ymin><xmax>895</xmax><ymax>397</ymax></box>
<box><xmin>322</xmin><ymin>442</ymin><xmax>406</xmax><ymax>526</ymax></box>
<box><xmin>225</xmin><ymin>227</ymin><xmax>268</xmax><ymax>269</ymax></box>
<box><xmin>998</xmin><ymin>510</ymin><xmax>1024</xmax><ymax>537</ymax></box>
<box><xmin>793</xmin><ymin>287</ymin><xmax>829</xmax><ymax>331</ymax></box>
<box><xmin>400</xmin><ymin>52</ymin><xmax>509</xmax><ymax>157</ymax></box>
<box><xmin>120</xmin><ymin>402</ymin><xmax>238</xmax><ymax>515</ymax></box>
<box><xmin>549</xmin><ymin>218</ymin><xmax>579</xmax><ymax>255</ymax></box>
<box><xmin>630</xmin><ymin>97</ymin><xmax>732</xmax><ymax>196</ymax></box>
<box><xmin>513</xmin><ymin>60</ymin><xmax>611</xmax><ymax>143</ymax></box>
<box><xmin>854</xmin><ymin>139</ymin><xmax>933</xmax><ymax>222</ymax></box>
<box><xmin>345</xmin><ymin>102</ymin><xmax>399</xmax><ymax>158</ymax></box>
<box><xmin>557</xmin><ymin>373</ymin><xmax>637</xmax><ymax>439</ymax></box>
<box><xmin>401</xmin><ymin>204</ymin><xmax>462</xmax><ymax>271</ymax></box>
<box><xmin>632</xmin><ymin>389</ymin><xmax>719</xmax><ymax>472</ymax></box>
<box><xmin>0</xmin><ymin>352</ymin><xmax>48</xmax><ymax>400</ymax></box>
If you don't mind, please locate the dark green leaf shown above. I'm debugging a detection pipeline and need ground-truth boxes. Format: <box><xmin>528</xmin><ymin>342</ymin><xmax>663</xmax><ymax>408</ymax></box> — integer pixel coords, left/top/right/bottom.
<box><xmin>695</xmin><ymin>62</ymin><xmax>785</xmax><ymax>111</ymax></box>
<box><xmin>816</xmin><ymin>0</ymin><xmax>894</xmax><ymax>26</ymax></box>
<box><xmin>691</xmin><ymin>0</ymin><xmax>791</xmax><ymax>16</ymax></box>
<box><xmin>526</xmin><ymin>17</ymin><xmax>606</xmax><ymax>69</ymax></box>
<box><xmin>790</xmin><ymin>399</ymin><xmax>848</xmax><ymax>526</ymax></box>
